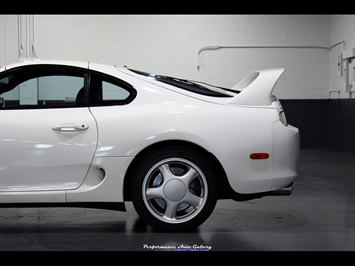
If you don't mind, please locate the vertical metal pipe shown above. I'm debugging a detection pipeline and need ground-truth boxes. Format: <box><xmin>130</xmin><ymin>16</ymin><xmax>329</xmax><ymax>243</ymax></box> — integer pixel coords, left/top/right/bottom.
<box><xmin>18</xmin><ymin>15</ymin><xmax>36</xmax><ymax>59</ymax></box>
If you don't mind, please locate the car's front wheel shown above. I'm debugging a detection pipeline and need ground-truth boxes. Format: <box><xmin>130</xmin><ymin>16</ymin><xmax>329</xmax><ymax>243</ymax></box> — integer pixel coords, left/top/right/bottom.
<box><xmin>131</xmin><ymin>146</ymin><xmax>218</xmax><ymax>232</ymax></box>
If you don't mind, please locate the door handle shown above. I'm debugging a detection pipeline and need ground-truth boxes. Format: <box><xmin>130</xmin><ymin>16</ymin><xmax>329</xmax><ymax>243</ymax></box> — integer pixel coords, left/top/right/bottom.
<box><xmin>52</xmin><ymin>123</ymin><xmax>89</xmax><ymax>132</ymax></box>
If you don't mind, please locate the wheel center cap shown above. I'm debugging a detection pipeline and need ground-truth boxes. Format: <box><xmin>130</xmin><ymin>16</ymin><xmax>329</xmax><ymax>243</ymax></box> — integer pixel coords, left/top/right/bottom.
<box><xmin>163</xmin><ymin>179</ymin><xmax>187</xmax><ymax>202</ymax></box>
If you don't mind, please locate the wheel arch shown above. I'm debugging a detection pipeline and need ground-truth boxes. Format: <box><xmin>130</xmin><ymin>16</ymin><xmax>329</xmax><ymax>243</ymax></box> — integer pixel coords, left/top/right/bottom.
<box><xmin>123</xmin><ymin>140</ymin><xmax>233</xmax><ymax>201</ymax></box>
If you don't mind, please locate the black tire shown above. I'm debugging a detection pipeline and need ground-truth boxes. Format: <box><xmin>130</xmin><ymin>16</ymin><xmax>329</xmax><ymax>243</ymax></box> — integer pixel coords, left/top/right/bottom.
<box><xmin>131</xmin><ymin>146</ymin><xmax>218</xmax><ymax>232</ymax></box>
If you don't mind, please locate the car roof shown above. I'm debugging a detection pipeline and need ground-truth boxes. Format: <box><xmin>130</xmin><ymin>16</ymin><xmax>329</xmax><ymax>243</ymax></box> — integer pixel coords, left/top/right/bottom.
<box><xmin>1</xmin><ymin>59</ymin><xmax>128</xmax><ymax>80</ymax></box>
<box><xmin>2</xmin><ymin>59</ymin><xmax>90</xmax><ymax>71</ymax></box>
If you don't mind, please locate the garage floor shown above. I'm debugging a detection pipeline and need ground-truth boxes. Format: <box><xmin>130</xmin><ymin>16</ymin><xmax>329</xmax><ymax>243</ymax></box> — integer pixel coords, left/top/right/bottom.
<box><xmin>0</xmin><ymin>149</ymin><xmax>354</xmax><ymax>252</ymax></box>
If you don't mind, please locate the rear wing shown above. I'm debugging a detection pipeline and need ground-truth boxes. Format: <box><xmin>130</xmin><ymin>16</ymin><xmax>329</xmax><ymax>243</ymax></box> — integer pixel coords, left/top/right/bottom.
<box><xmin>228</xmin><ymin>68</ymin><xmax>285</xmax><ymax>106</ymax></box>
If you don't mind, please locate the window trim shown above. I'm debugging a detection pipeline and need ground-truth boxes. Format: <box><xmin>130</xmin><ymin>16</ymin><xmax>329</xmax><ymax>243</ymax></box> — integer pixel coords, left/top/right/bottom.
<box><xmin>0</xmin><ymin>65</ymin><xmax>87</xmax><ymax>110</ymax></box>
<box><xmin>0</xmin><ymin>65</ymin><xmax>137</xmax><ymax>110</ymax></box>
<box><xmin>87</xmin><ymin>70</ymin><xmax>137</xmax><ymax>107</ymax></box>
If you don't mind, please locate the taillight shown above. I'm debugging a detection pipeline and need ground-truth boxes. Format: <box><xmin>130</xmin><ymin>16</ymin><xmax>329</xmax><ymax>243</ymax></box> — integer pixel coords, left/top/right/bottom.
<box><xmin>271</xmin><ymin>95</ymin><xmax>288</xmax><ymax>126</ymax></box>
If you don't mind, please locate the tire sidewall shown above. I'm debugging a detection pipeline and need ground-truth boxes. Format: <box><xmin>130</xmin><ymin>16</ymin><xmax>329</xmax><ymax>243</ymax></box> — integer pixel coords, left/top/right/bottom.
<box><xmin>131</xmin><ymin>146</ymin><xmax>218</xmax><ymax>232</ymax></box>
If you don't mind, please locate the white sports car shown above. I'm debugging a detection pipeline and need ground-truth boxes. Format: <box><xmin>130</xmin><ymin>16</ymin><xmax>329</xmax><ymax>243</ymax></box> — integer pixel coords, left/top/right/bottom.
<box><xmin>0</xmin><ymin>60</ymin><xmax>300</xmax><ymax>231</ymax></box>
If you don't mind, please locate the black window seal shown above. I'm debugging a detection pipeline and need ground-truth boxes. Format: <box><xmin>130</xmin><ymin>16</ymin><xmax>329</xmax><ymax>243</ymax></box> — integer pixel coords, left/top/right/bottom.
<box><xmin>0</xmin><ymin>64</ymin><xmax>137</xmax><ymax>110</ymax></box>
<box><xmin>0</xmin><ymin>64</ymin><xmax>88</xmax><ymax>110</ymax></box>
<box><xmin>87</xmin><ymin>70</ymin><xmax>137</xmax><ymax>107</ymax></box>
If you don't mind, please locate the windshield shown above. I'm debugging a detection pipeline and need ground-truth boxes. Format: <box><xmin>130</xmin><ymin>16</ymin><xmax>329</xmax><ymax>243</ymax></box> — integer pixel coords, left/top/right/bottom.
<box><xmin>129</xmin><ymin>69</ymin><xmax>237</xmax><ymax>98</ymax></box>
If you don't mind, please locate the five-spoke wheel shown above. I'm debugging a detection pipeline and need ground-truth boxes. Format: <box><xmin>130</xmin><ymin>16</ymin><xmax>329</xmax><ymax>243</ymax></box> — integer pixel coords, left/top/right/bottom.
<box><xmin>131</xmin><ymin>147</ymin><xmax>218</xmax><ymax>232</ymax></box>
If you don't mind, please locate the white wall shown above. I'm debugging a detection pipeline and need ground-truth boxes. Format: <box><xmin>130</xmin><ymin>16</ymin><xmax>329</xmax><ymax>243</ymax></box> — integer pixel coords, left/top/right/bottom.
<box><xmin>329</xmin><ymin>15</ymin><xmax>355</xmax><ymax>99</ymax></box>
<box><xmin>1</xmin><ymin>14</ymin><xmax>352</xmax><ymax>100</ymax></box>
<box><xmin>0</xmin><ymin>15</ymin><xmax>18</xmax><ymax>66</ymax></box>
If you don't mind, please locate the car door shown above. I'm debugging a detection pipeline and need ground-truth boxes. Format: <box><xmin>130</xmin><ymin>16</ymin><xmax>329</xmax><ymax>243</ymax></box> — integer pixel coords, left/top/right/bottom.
<box><xmin>0</xmin><ymin>65</ymin><xmax>98</xmax><ymax>192</ymax></box>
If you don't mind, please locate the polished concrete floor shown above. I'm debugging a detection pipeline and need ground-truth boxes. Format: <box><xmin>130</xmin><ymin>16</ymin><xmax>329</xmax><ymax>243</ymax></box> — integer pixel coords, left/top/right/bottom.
<box><xmin>0</xmin><ymin>149</ymin><xmax>354</xmax><ymax>252</ymax></box>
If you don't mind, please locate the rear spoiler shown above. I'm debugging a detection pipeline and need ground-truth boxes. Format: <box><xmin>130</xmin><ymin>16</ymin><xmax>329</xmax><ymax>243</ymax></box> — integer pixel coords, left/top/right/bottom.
<box><xmin>228</xmin><ymin>68</ymin><xmax>285</xmax><ymax>106</ymax></box>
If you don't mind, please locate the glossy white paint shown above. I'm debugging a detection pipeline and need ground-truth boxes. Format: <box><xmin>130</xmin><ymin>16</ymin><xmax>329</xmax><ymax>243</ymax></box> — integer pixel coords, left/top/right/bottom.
<box><xmin>67</xmin><ymin>157</ymin><xmax>134</xmax><ymax>203</ymax></box>
<box><xmin>229</xmin><ymin>68</ymin><xmax>285</xmax><ymax>106</ymax></box>
<box><xmin>271</xmin><ymin>121</ymin><xmax>300</xmax><ymax>190</ymax></box>
<box><xmin>0</xmin><ymin>59</ymin><xmax>300</xmax><ymax>205</ymax></box>
<box><xmin>0</xmin><ymin>108</ymin><xmax>97</xmax><ymax>192</ymax></box>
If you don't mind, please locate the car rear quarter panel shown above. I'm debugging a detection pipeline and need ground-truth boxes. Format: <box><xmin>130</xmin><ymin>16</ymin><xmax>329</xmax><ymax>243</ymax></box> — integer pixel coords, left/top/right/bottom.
<box><xmin>89</xmin><ymin>78</ymin><xmax>281</xmax><ymax>195</ymax></box>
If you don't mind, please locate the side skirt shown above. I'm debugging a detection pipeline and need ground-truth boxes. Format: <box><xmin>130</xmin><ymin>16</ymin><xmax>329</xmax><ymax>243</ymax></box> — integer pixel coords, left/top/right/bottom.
<box><xmin>0</xmin><ymin>202</ymin><xmax>126</xmax><ymax>211</ymax></box>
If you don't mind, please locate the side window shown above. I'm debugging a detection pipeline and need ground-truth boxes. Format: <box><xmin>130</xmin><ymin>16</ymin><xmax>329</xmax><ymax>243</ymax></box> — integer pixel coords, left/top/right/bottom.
<box><xmin>102</xmin><ymin>81</ymin><xmax>130</xmax><ymax>101</ymax></box>
<box><xmin>38</xmin><ymin>75</ymin><xmax>84</xmax><ymax>107</ymax></box>
<box><xmin>0</xmin><ymin>67</ymin><xmax>85</xmax><ymax>109</ymax></box>
<box><xmin>89</xmin><ymin>74</ymin><xmax>136</xmax><ymax>106</ymax></box>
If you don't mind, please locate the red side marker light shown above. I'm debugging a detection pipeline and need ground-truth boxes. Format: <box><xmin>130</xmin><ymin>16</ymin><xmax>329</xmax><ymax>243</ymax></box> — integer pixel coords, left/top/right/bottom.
<box><xmin>250</xmin><ymin>153</ymin><xmax>270</xmax><ymax>160</ymax></box>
